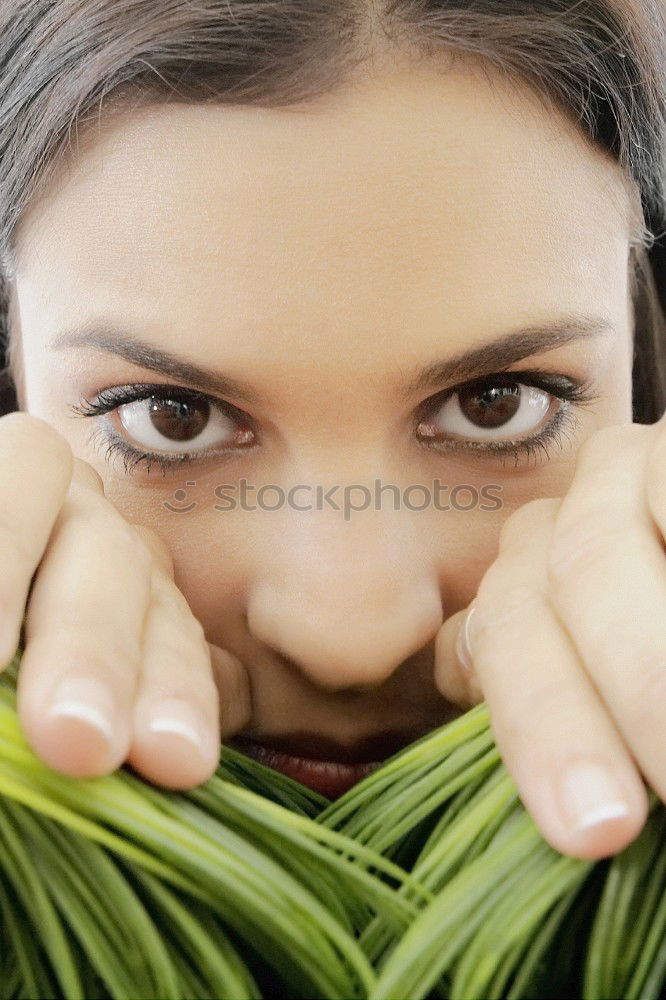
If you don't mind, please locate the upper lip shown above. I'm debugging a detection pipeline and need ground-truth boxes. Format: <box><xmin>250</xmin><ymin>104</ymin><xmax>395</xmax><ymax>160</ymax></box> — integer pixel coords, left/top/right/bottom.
<box><xmin>230</xmin><ymin>729</ymin><xmax>417</xmax><ymax>764</ymax></box>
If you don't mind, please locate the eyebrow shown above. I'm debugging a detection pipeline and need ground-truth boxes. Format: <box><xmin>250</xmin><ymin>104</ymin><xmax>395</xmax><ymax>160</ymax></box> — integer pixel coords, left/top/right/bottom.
<box><xmin>52</xmin><ymin>315</ymin><xmax>613</xmax><ymax>404</ymax></box>
<box><xmin>403</xmin><ymin>315</ymin><xmax>613</xmax><ymax>396</ymax></box>
<box><xmin>52</xmin><ymin>324</ymin><xmax>260</xmax><ymax>405</ymax></box>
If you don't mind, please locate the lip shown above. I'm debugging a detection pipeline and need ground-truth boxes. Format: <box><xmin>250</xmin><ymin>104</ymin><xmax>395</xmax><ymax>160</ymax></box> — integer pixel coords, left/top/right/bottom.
<box><xmin>233</xmin><ymin>728</ymin><xmax>414</xmax><ymax>763</ymax></box>
<box><xmin>230</xmin><ymin>739</ymin><xmax>384</xmax><ymax>798</ymax></box>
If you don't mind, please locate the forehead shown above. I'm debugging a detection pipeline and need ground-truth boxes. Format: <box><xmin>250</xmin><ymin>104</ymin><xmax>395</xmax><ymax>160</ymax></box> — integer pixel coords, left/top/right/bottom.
<box><xmin>13</xmin><ymin>61</ymin><xmax>635</xmax><ymax>361</ymax></box>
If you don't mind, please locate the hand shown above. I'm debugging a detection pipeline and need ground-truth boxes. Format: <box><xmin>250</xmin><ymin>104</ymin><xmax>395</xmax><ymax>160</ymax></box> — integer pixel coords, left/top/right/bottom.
<box><xmin>0</xmin><ymin>412</ymin><xmax>251</xmax><ymax>788</ymax></box>
<box><xmin>435</xmin><ymin>415</ymin><xmax>666</xmax><ymax>860</ymax></box>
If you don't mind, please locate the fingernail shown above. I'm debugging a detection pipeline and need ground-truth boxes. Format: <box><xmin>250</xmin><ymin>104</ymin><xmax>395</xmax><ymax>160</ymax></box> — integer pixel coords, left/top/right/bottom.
<box><xmin>148</xmin><ymin>699</ymin><xmax>219</xmax><ymax>766</ymax></box>
<box><xmin>560</xmin><ymin>762</ymin><xmax>631</xmax><ymax>833</ymax></box>
<box><xmin>456</xmin><ymin>604</ymin><xmax>477</xmax><ymax>672</ymax></box>
<box><xmin>49</xmin><ymin>676</ymin><xmax>116</xmax><ymax>744</ymax></box>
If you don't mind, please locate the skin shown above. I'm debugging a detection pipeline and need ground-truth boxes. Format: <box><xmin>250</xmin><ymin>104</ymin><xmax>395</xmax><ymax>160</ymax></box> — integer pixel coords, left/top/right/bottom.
<box><xmin>2</xmin><ymin>54</ymin><xmax>665</xmax><ymax>859</ymax></box>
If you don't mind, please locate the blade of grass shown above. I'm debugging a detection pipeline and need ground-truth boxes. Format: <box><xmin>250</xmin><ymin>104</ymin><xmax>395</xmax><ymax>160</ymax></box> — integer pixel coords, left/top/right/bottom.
<box><xmin>0</xmin><ymin>798</ymin><xmax>83</xmax><ymax>998</ymax></box>
<box><xmin>126</xmin><ymin>864</ymin><xmax>261</xmax><ymax>999</ymax></box>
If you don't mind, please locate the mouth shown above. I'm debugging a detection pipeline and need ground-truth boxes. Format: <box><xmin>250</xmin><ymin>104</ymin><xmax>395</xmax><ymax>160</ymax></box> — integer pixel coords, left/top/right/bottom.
<box><xmin>230</xmin><ymin>742</ymin><xmax>382</xmax><ymax>797</ymax></box>
<box><xmin>229</xmin><ymin>730</ymin><xmax>413</xmax><ymax>798</ymax></box>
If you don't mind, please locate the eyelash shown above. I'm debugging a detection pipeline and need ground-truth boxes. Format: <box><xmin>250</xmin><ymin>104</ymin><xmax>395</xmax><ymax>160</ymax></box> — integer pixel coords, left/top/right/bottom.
<box><xmin>69</xmin><ymin>370</ymin><xmax>600</xmax><ymax>476</ymax></box>
<box><xmin>70</xmin><ymin>384</ymin><xmax>255</xmax><ymax>476</ymax></box>
<box><xmin>413</xmin><ymin>369</ymin><xmax>600</xmax><ymax>470</ymax></box>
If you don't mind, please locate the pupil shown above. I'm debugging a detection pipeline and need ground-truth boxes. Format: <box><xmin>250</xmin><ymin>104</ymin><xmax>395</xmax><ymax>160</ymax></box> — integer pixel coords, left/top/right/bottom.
<box><xmin>459</xmin><ymin>383</ymin><xmax>521</xmax><ymax>429</ymax></box>
<box><xmin>148</xmin><ymin>397</ymin><xmax>209</xmax><ymax>441</ymax></box>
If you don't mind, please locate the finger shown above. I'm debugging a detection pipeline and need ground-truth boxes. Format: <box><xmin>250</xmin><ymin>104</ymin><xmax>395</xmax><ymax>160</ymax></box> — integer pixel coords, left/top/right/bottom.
<box><xmin>131</xmin><ymin>523</ymin><xmax>174</xmax><ymax>577</ymax></box>
<box><xmin>467</xmin><ymin>497</ymin><xmax>648</xmax><ymax>860</ymax></box>
<box><xmin>17</xmin><ymin>470</ymin><xmax>153</xmax><ymax>778</ymax></box>
<box><xmin>0</xmin><ymin>413</ymin><xmax>73</xmax><ymax>664</ymax></box>
<box><xmin>434</xmin><ymin>602</ymin><xmax>484</xmax><ymax>707</ymax></box>
<box><xmin>208</xmin><ymin>642</ymin><xmax>252</xmax><ymax>740</ymax></box>
<box><xmin>131</xmin><ymin>523</ymin><xmax>252</xmax><ymax>749</ymax></box>
<box><xmin>126</xmin><ymin>561</ymin><xmax>222</xmax><ymax>789</ymax></box>
<box><xmin>546</xmin><ymin>424</ymin><xmax>666</xmax><ymax>803</ymax></box>
<box><xmin>646</xmin><ymin>414</ymin><xmax>666</xmax><ymax>536</ymax></box>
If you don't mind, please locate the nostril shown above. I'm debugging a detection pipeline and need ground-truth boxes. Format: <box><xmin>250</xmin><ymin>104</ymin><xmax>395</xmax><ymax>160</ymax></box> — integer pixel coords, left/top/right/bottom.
<box><xmin>245</xmin><ymin>575</ymin><xmax>443</xmax><ymax>690</ymax></box>
<box><xmin>272</xmin><ymin>648</ymin><xmax>304</xmax><ymax>675</ymax></box>
<box><xmin>270</xmin><ymin>647</ymin><xmax>381</xmax><ymax>694</ymax></box>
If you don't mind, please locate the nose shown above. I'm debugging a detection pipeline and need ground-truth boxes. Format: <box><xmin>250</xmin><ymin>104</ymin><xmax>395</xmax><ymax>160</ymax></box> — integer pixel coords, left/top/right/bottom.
<box><xmin>245</xmin><ymin>517</ymin><xmax>443</xmax><ymax>691</ymax></box>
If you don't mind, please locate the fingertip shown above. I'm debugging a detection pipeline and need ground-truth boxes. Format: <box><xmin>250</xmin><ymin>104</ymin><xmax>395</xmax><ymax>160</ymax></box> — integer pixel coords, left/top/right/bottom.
<box><xmin>24</xmin><ymin>708</ymin><xmax>129</xmax><ymax>780</ymax></box>
<box><xmin>125</xmin><ymin>732</ymin><xmax>220</xmax><ymax>790</ymax></box>
<box><xmin>544</xmin><ymin>805</ymin><xmax>648</xmax><ymax>861</ymax></box>
<box><xmin>525</xmin><ymin>764</ymin><xmax>650</xmax><ymax>861</ymax></box>
<box><xmin>17</xmin><ymin>670</ymin><xmax>131</xmax><ymax>779</ymax></box>
<box><xmin>128</xmin><ymin>697</ymin><xmax>221</xmax><ymax>789</ymax></box>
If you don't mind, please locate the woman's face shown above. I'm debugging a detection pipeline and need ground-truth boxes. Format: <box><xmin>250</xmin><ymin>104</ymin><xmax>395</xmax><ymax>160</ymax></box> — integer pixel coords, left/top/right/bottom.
<box><xmin>9</xmin><ymin>58</ymin><xmax>638</xmax><ymax>761</ymax></box>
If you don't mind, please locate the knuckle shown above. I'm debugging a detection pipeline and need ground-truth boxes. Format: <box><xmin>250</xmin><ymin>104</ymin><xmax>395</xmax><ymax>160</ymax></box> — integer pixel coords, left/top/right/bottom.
<box><xmin>473</xmin><ymin>582</ymin><xmax>543</xmax><ymax>650</ymax></box>
<box><xmin>498</xmin><ymin>498</ymin><xmax>559</xmax><ymax>553</ymax></box>
<box><xmin>151</xmin><ymin>574</ymin><xmax>205</xmax><ymax>642</ymax></box>
<box><xmin>135</xmin><ymin>547</ymin><xmax>155</xmax><ymax>582</ymax></box>
<box><xmin>76</xmin><ymin>509</ymin><xmax>152</xmax><ymax>576</ymax></box>
<box><xmin>125</xmin><ymin>534</ymin><xmax>154</xmax><ymax>576</ymax></box>
<box><xmin>623</xmin><ymin>647</ymin><xmax>666</xmax><ymax>728</ymax></box>
<box><xmin>547</xmin><ymin>510</ymin><xmax>618</xmax><ymax>585</ymax></box>
<box><xmin>0</xmin><ymin>411</ymin><xmax>58</xmax><ymax>447</ymax></box>
<box><xmin>71</xmin><ymin>458</ymin><xmax>105</xmax><ymax>494</ymax></box>
<box><xmin>498</xmin><ymin>677</ymin><xmax>579</xmax><ymax>749</ymax></box>
<box><xmin>45</xmin><ymin>630</ymin><xmax>141</xmax><ymax>688</ymax></box>
<box><xmin>0</xmin><ymin>412</ymin><xmax>73</xmax><ymax>470</ymax></box>
<box><xmin>94</xmin><ymin>509</ymin><xmax>137</xmax><ymax>553</ymax></box>
<box><xmin>132</xmin><ymin>525</ymin><xmax>174</xmax><ymax>573</ymax></box>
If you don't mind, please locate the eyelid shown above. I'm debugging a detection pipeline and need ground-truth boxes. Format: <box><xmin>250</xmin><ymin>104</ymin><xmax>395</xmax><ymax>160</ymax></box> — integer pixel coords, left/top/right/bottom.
<box><xmin>70</xmin><ymin>381</ymin><xmax>256</xmax><ymax>428</ymax></box>
<box><xmin>413</xmin><ymin>368</ymin><xmax>595</xmax><ymax>418</ymax></box>
<box><xmin>69</xmin><ymin>382</ymin><xmax>258</xmax><ymax>476</ymax></box>
<box><xmin>414</xmin><ymin>368</ymin><xmax>600</xmax><ymax>433</ymax></box>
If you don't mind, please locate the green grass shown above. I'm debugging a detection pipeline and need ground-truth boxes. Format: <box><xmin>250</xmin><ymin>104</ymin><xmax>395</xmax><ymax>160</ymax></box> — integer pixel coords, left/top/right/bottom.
<box><xmin>0</xmin><ymin>645</ymin><xmax>664</xmax><ymax>1000</ymax></box>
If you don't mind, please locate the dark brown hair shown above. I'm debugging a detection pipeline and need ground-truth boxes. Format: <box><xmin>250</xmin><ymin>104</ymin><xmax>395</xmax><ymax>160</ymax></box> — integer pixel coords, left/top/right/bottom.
<box><xmin>0</xmin><ymin>0</ymin><xmax>664</xmax><ymax>420</ymax></box>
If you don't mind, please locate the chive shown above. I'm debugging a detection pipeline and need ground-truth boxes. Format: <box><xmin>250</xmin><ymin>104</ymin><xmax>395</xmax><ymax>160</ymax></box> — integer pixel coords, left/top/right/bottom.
<box><xmin>126</xmin><ymin>865</ymin><xmax>261</xmax><ymax>999</ymax></box>
<box><xmin>10</xmin><ymin>803</ymin><xmax>184</xmax><ymax>998</ymax></box>
<box><xmin>2</xmin><ymin>642</ymin><xmax>666</xmax><ymax>1000</ymax></box>
<box><xmin>584</xmin><ymin>799</ymin><xmax>666</xmax><ymax>999</ymax></box>
<box><xmin>0</xmin><ymin>866</ymin><xmax>62</xmax><ymax>998</ymax></box>
<box><xmin>0</xmin><ymin>798</ymin><xmax>83</xmax><ymax>998</ymax></box>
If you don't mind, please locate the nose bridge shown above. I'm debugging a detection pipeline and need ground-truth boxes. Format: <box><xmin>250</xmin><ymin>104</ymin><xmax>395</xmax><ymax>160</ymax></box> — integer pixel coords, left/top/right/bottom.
<box><xmin>246</xmin><ymin>506</ymin><xmax>443</xmax><ymax>689</ymax></box>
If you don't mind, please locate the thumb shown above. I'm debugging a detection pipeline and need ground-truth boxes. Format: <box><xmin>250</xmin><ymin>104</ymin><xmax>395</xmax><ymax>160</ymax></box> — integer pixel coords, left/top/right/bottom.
<box><xmin>208</xmin><ymin>643</ymin><xmax>253</xmax><ymax>739</ymax></box>
<box><xmin>434</xmin><ymin>600</ymin><xmax>484</xmax><ymax>707</ymax></box>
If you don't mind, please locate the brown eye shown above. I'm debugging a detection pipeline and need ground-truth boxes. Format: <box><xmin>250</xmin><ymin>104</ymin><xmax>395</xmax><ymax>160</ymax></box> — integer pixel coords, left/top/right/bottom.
<box><xmin>417</xmin><ymin>381</ymin><xmax>552</xmax><ymax>442</ymax></box>
<box><xmin>117</xmin><ymin>393</ymin><xmax>254</xmax><ymax>454</ymax></box>
<box><xmin>146</xmin><ymin>397</ymin><xmax>210</xmax><ymax>441</ymax></box>
<box><xmin>457</xmin><ymin>383</ymin><xmax>522</xmax><ymax>429</ymax></box>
